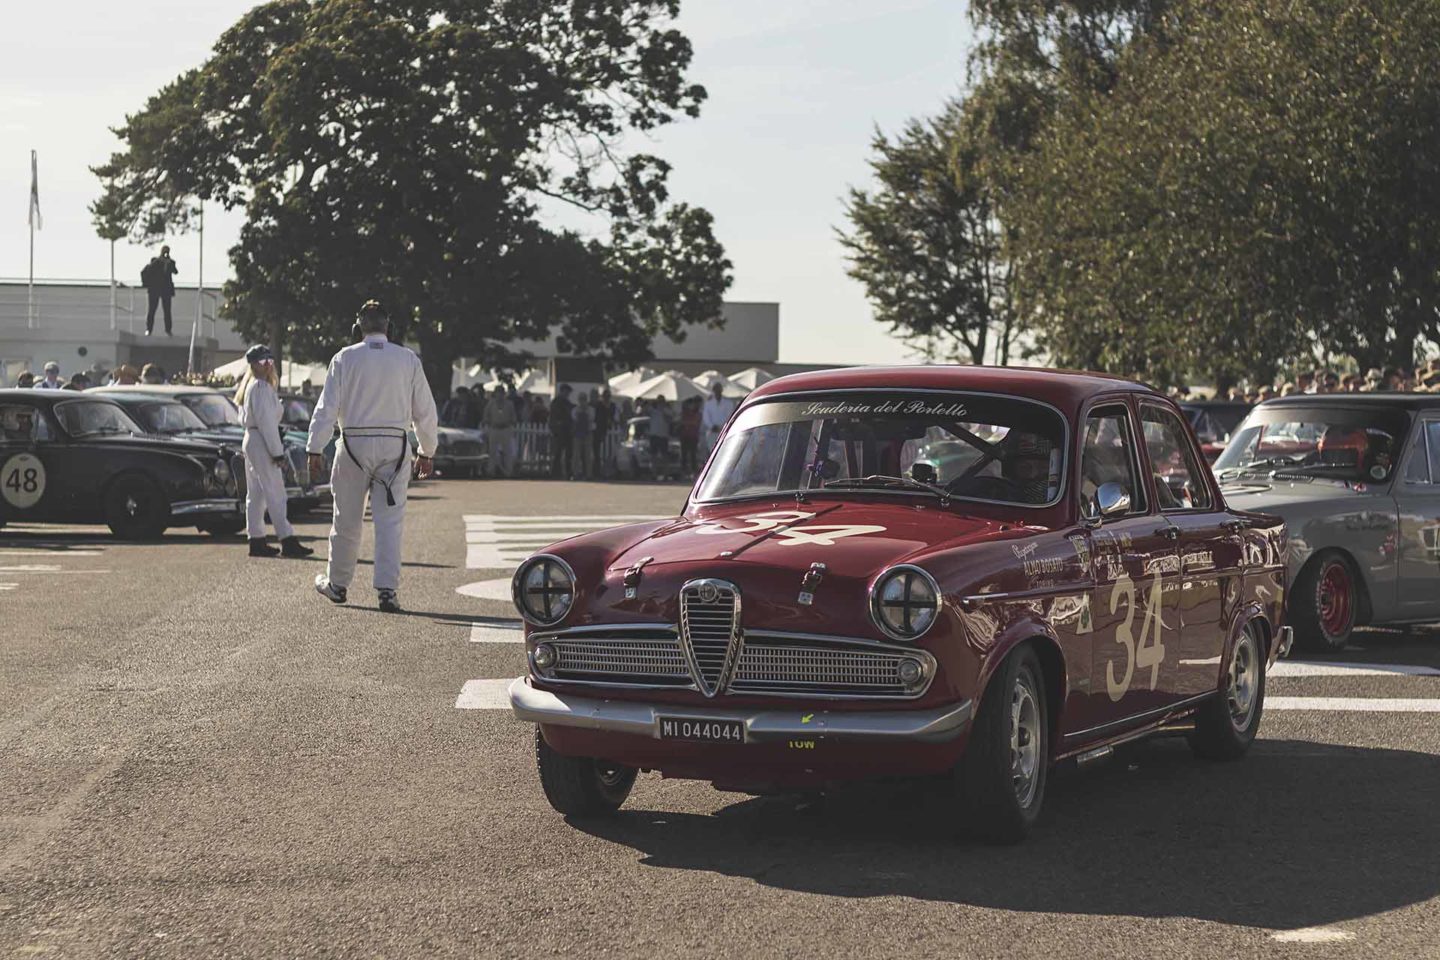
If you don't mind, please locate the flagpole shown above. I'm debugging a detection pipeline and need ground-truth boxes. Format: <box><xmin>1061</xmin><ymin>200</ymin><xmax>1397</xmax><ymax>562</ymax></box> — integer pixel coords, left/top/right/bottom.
<box><xmin>187</xmin><ymin>202</ymin><xmax>203</xmax><ymax>377</ymax></box>
<box><xmin>109</xmin><ymin>240</ymin><xmax>116</xmax><ymax>330</ymax></box>
<box><xmin>28</xmin><ymin>215</ymin><xmax>34</xmax><ymax>329</ymax></box>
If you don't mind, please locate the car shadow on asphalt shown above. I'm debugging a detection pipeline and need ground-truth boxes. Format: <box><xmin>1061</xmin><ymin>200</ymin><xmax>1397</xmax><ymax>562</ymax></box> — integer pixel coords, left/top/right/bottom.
<box><xmin>572</xmin><ymin>737</ymin><xmax>1440</xmax><ymax>930</ymax></box>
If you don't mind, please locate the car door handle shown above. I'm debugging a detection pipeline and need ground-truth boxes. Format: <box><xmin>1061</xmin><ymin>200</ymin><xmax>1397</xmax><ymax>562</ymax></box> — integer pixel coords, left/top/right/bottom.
<box><xmin>1155</xmin><ymin>526</ymin><xmax>1179</xmax><ymax>541</ymax></box>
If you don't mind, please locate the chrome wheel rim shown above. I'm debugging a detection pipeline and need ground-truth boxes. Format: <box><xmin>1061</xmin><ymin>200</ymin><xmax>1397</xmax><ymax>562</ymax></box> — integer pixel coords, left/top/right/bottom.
<box><xmin>1010</xmin><ymin>671</ymin><xmax>1041</xmax><ymax>807</ymax></box>
<box><xmin>1227</xmin><ymin>629</ymin><xmax>1259</xmax><ymax>729</ymax></box>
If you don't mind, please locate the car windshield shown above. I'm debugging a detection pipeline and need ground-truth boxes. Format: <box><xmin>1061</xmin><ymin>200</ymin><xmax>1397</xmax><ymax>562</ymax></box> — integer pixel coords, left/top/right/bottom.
<box><xmin>1184</xmin><ymin>405</ymin><xmax>1250</xmax><ymax>444</ymax></box>
<box><xmin>55</xmin><ymin>401</ymin><xmax>143</xmax><ymax>438</ymax></box>
<box><xmin>138</xmin><ymin>401</ymin><xmax>209</xmax><ymax>435</ymax></box>
<box><xmin>1214</xmin><ymin>405</ymin><xmax>1410</xmax><ymax>483</ymax></box>
<box><xmin>695</xmin><ymin>391</ymin><xmax>1067</xmax><ymax>506</ymax></box>
<box><xmin>181</xmin><ymin>394</ymin><xmax>242</xmax><ymax>428</ymax></box>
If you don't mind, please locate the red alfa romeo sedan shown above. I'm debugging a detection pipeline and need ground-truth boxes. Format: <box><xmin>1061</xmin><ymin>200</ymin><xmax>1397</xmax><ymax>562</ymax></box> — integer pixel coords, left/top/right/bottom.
<box><xmin>507</xmin><ymin>367</ymin><xmax>1291</xmax><ymax>842</ymax></box>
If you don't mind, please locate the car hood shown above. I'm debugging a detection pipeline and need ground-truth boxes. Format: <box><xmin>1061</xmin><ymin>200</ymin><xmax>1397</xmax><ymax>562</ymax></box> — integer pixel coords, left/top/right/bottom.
<box><xmin>1219</xmin><ymin>478</ymin><xmax>1385</xmax><ymax>512</ymax></box>
<box><xmin>606</xmin><ymin>500</ymin><xmax>1018</xmax><ymax>580</ymax></box>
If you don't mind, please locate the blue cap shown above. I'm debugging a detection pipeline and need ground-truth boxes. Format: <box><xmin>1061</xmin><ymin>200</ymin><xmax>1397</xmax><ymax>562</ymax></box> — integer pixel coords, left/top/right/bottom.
<box><xmin>244</xmin><ymin>344</ymin><xmax>273</xmax><ymax>364</ymax></box>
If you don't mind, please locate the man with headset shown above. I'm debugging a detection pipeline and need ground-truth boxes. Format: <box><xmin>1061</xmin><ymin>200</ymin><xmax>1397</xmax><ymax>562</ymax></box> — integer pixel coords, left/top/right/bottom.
<box><xmin>307</xmin><ymin>300</ymin><xmax>439</xmax><ymax>613</ymax></box>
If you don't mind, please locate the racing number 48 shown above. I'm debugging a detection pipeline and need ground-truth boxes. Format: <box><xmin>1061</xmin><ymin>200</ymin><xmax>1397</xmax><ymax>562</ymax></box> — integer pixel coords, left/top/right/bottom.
<box><xmin>1105</xmin><ymin>572</ymin><xmax>1166</xmax><ymax>701</ymax></box>
<box><xmin>4</xmin><ymin>466</ymin><xmax>39</xmax><ymax>494</ymax></box>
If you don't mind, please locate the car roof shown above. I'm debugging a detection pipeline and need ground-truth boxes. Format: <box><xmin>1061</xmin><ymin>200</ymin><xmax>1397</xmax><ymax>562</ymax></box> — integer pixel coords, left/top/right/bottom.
<box><xmin>91</xmin><ymin>391</ymin><xmax>184</xmax><ymax>404</ymax></box>
<box><xmin>1259</xmin><ymin>393</ymin><xmax>1440</xmax><ymax>410</ymax></box>
<box><xmin>1179</xmin><ymin>400</ymin><xmax>1252</xmax><ymax>409</ymax></box>
<box><xmin>0</xmin><ymin>389</ymin><xmax>122</xmax><ymax>407</ymax></box>
<box><xmin>90</xmin><ymin>384</ymin><xmax>222</xmax><ymax>397</ymax></box>
<box><xmin>743</xmin><ymin>365</ymin><xmax>1155</xmax><ymax>412</ymax></box>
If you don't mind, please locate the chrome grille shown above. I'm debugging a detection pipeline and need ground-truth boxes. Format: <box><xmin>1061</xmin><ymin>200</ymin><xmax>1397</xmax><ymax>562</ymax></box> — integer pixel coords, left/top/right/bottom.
<box><xmin>679</xmin><ymin>580</ymin><xmax>741</xmax><ymax>696</ymax></box>
<box><xmin>551</xmin><ymin>636</ymin><xmax>688</xmax><ymax>684</ymax></box>
<box><xmin>730</xmin><ymin>643</ymin><xmax>918</xmax><ymax>697</ymax></box>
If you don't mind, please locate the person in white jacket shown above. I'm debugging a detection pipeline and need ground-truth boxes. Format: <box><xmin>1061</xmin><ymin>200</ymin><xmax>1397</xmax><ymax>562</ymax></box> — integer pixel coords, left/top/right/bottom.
<box><xmin>236</xmin><ymin>345</ymin><xmax>313</xmax><ymax>559</ymax></box>
<box><xmin>306</xmin><ymin>300</ymin><xmax>439</xmax><ymax>613</ymax></box>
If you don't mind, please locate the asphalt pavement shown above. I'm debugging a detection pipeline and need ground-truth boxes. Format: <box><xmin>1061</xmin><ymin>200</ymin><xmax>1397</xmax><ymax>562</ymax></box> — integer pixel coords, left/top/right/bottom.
<box><xmin>2</xmin><ymin>479</ymin><xmax>1438</xmax><ymax>959</ymax></box>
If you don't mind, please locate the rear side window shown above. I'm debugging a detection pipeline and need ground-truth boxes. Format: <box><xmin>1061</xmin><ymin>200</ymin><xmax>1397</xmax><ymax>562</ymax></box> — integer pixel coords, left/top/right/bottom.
<box><xmin>1141</xmin><ymin>405</ymin><xmax>1214</xmax><ymax>510</ymax></box>
<box><xmin>0</xmin><ymin>404</ymin><xmax>48</xmax><ymax>442</ymax></box>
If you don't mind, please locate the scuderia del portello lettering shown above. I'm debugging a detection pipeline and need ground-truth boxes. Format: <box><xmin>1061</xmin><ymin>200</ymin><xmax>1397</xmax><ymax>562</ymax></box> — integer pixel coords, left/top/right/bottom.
<box><xmin>798</xmin><ymin>398</ymin><xmax>969</xmax><ymax>418</ymax></box>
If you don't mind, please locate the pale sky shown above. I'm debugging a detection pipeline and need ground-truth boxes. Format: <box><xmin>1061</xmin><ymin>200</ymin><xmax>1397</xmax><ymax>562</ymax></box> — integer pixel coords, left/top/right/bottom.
<box><xmin>1</xmin><ymin>0</ymin><xmax>972</xmax><ymax>365</ymax></box>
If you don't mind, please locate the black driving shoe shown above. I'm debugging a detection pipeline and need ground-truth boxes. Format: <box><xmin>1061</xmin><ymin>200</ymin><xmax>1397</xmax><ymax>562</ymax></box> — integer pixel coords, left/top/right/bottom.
<box><xmin>378</xmin><ymin>589</ymin><xmax>401</xmax><ymax>614</ymax></box>
<box><xmin>248</xmin><ymin>538</ymin><xmax>279</xmax><ymax>558</ymax></box>
<box><xmin>280</xmin><ymin>536</ymin><xmax>314</xmax><ymax>558</ymax></box>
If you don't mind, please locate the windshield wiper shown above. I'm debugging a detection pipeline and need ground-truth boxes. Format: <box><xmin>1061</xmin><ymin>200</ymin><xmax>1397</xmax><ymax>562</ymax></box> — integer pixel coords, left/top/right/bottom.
<box><xmin>1217</xmin><ymin>457</ymin><xmax>1303</xmax><ymax>480</ymax></box>
<box><xmin>822</xmin><ymin>474</ymin><xmax>951</xmax><ymax>504</ymax></box>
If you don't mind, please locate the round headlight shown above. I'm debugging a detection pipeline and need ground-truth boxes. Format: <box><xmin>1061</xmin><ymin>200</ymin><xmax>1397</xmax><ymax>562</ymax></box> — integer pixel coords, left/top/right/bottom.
<box><xmin>870</xmin><ymin>565</ymin><xmax>940</xmax><ymax>641</ymax></box>
<box><xmin>212</xmin><ymin>458</ymin><xmax>232</xmax><ymax>484</ymax></box>
<box><xmin>513</xmin><ymin>554</ymin><xmax>575</xmax><ymax>625</ymax></box>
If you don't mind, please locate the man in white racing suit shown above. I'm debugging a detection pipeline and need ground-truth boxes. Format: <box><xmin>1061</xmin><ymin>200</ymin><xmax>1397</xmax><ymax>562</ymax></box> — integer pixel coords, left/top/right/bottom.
<box><xmin>306</xmin><ymin>300</ymin><xmax>439</xmax><ymax>613</ymax></box>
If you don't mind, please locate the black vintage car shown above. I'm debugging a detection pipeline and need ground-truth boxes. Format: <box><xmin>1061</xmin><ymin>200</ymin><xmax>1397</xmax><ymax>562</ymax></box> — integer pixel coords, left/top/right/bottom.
<box><xmin>93</xmin><ymin>384</ymin><xmax>328</xmax><ymax>512</ymax></box>
<box><xmin>0</xmin><ymin>390</ymin><xmax>241</xmax><ymax>539</ymax></box>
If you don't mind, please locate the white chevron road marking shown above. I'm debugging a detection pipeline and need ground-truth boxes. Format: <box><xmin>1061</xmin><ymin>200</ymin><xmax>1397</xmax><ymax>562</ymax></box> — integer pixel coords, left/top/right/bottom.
<box><xmin>1267</xmin><ymin>696</ymin><xmax>1440</xmax><ymax>712</ymax></box>
<box><xmin>1271</xmin><ymin>660</ymin><xmax>1440</xmax><ymax>678</ymax></box>
<box><xmin>454</xmin><ymin>678</ymin><xmax>516</xmax><ymax>710</ymax></box>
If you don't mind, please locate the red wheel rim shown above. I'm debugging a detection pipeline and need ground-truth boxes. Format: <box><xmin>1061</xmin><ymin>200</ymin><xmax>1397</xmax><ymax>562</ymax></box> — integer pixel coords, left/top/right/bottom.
<box><xmin>1317</xmin><ymin>562</ymin><xmax>1352</xmax><ymax>638</ymax></box>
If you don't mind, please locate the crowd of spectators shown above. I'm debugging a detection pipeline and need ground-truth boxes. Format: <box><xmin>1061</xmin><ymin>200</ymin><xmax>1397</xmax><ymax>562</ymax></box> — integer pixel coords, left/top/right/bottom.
<box><xmin>6</xmin><ymin>359</ymin><xmax>181</xmax><ymax>391</ymax></box>
<box><xmin>1171</xmin><ymin>360</ymin><xmax>1440</xmax><ymax>404</ymax></box>
<box><xmin>437</xmin><ymin>380</ymin><xmax>737</xmax><ymax>480</ymax></box>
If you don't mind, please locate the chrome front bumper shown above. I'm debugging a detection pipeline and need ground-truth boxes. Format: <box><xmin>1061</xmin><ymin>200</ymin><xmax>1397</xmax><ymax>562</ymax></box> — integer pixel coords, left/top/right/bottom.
<box><xmin>508</xmin><ymin>677</ymin><xmax>972</xmax><ymax>744</ymax></box>
<box><xmin>170</xmin><ymin>498</ymin><xmax>241</xmax><ymax>517</ymax></box>
<box><xmin>1277</xmin><ymin>625</ymin><xmax>1295</xmax><ymax>659</ymax></box>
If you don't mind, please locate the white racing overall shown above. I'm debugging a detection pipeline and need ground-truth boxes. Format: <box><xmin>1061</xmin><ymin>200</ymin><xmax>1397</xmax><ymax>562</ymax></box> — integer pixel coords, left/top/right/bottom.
<box><xmin>307</xmin><ymin>334</ymin><xmax>439</xmax><ymax>592</ymax></box>
<box><xmin>240</xmin><ymin>379</ymin><xmax>293</xmax><ymax>540</ymax></box>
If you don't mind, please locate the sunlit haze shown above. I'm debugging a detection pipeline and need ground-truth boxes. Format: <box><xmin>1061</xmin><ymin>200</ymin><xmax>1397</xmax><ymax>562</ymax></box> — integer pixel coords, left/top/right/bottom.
<box><xmin>1</xmin><ymin>0</ymin><xmax>971</xmax><ymax>365</ymax></box>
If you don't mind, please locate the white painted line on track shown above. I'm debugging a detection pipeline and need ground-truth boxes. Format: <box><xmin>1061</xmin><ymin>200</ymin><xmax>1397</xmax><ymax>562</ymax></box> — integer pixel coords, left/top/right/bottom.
<box><xmin>0</xmin><ymin>568</ymin><xmax>112</xmax><ymax>575</ymax></box>
<box><xmin>471</xmin><ymin>622</ymin><xmax>524</xmax><ymax>643</ymax></box>
<box><xmin>0</xmin><ymin>583</ymin><xmax>16</xmax><ymax>591</ymax></box>
<box><xmin>463</xmin><ymin>514</ymin><xmax>666</xmax><ymax>523</ymax></box>
<box><xmin>1270</xmin><ymin>927</ymin><xmax>1355</xmax><ymax>944</ymax></box>
<box><xmin>456</xmin><ymin>577</ymin><xmax>515</xmax><ymax>601</ymax></box>
<box><xmin>0</xmin><ymin>550</ymin><xmax>105</xmax><ymax>557</ymax></box>
<box><xmin>1271</xmin><ymin>660</ymin><xmax>1440</xmax><ymax>678</ymax></box>
<box><xmin>455</xmin><ymin>678</ymin><xmax>516</xmax><ymax>709</ymax></box>
<box><xmin>1268</xmin><ymin>696</ymin><xmax>1440</xmax><ymax>712</ymax></box>
<box><xmin>0</xmin><ymin>564</ymin><xmax>60</xmax><ymax>572</ymax></box>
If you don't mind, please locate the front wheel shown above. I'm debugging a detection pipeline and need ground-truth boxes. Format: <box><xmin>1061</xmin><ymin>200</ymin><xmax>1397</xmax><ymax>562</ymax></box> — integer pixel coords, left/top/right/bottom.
<box><xmin>955</xmin><ymin>646</ymin><xmax>1048</xmax><ymax>844</ymax></box>
<box><xmin>103</xmin><ymin>474</ymin><xmax>169</xmax><ymax>540</ymax></box>
<box><xmin>1292</xmin><ymin>553</ymin><xmax>1357</xmax><ymax>651</ymax></box>
<box><xmin>534</xmin><ymin>728</ymin><xmax>636</xmax><ymax>817</ymax></box>
<box><xmin>1189</xmin><ymin>621</ymin><xmax>1266</xmax><ymax>760</ymax></box>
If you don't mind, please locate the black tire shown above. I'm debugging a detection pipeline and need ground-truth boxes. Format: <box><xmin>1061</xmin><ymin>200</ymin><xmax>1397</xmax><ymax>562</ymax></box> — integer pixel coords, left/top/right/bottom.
<box><xmin>955</xmin><ymin>646</ymin><xmax>1048</xmax><ymax>844</ymax></box>
<box><xmin>103</xmin><ymin>473</ymin><xmax>169</xmax><ymax>540</ymax></box>
<box><xmin>1291</xmin><ymin>552</ymin><xmax>1357</xmax><ymax>651</ymax></box>
<box><xmin>534</xmin><ymin>728</ymin><xmax>637</xmax><ymax>817</ymax></box>
<box><xmin>1189</xmin><ymin>620</ymin><xmax>1266</xmax><ymax>760</ymax></box>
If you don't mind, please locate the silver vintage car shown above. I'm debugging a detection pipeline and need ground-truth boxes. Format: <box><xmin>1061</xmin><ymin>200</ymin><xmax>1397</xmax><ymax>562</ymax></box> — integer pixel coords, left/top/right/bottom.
<box><xmin>1214</xmin><ymin>393</ymin><xmax>1440</xmax><ymax>650</ymax></box>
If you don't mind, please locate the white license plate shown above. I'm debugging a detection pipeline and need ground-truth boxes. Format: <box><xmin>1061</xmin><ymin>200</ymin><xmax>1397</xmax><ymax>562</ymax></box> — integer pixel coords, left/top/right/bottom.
<box><xmin>657</xmin><ymin>716</ymin><xmax>746</xmax><ymax>744</ymax></box>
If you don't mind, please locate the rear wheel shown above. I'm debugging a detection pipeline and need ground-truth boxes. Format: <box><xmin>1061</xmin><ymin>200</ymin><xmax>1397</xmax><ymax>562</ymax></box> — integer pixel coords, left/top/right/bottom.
<box><xmin>1190</xmin><ymin>620</ymin><xmax>1266</xmax><ymax>760</ymax></box>
<box><xmin>103</xmin><ymin>474</ymin><xmax>169</xmax><ymax>540</ymax></box>
<box><xmin>1292</xmin><ymin>553</ymin><xmax>1356</xmax><ymax>651</ymax></box>
<box><xmin>534</xmin><ymin>728</ymin><xmax>636</xmax><ymax>817</ymax></box>
<box><xmin>955</xmin><ymin>646</ymin><xmax>1048</xmax><ymax>844</ymax></box>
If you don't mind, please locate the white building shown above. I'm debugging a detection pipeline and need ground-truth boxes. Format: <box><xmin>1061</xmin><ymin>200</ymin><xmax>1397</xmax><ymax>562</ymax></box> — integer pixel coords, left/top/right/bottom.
<box><xmin>0</xmin><ymin>280</ymin><xmax>807</xmax><ymax>386</ymax></box>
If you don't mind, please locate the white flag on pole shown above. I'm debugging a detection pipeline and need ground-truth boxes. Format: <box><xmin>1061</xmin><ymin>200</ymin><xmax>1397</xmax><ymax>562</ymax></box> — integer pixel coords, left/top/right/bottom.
<box><xmin>28</xmin><ymin>150</ymin><xmax>42</xmax><ymax>230</ymax></box>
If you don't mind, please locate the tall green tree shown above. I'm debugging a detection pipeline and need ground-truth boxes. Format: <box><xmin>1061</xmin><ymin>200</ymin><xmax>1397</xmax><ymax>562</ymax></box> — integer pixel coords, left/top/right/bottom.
<box><xmin>841</xmin><ymin>100</ymin><xmax>1019</xmax><ymax>365</ymax></box>
<box><xmin>93</xmin><ymin>0</ymin><xmax>730</xmax><ymax>392</ymax></box>
<box><xmin>1009</xmin><ymin>0</ymin><xmax>1440</xmax><ymax>383</ymax></box>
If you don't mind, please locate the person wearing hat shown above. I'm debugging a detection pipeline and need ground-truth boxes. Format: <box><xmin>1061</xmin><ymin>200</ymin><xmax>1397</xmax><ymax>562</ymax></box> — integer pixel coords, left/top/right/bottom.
<box><xmin>306</xmin><ymin>300</ymin><xmax>438</xmax><ymax>613</ymax></box>
<box><xmin>236</xmin><ymin>345</ymin><xmax>312</xmax><ymax>559</ymax></box>
<box><xmin>34</xmin><ymin>361</ymin><xmax>62</xmax><ymax>389</ymax></box>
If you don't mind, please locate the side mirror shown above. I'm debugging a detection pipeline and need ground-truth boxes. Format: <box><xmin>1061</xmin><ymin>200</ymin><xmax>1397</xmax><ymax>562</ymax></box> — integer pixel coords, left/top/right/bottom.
<box><xmin>1097</xmin><ymin>482</ymin><xmax>1132</xmax><ymax>518</ymax></box>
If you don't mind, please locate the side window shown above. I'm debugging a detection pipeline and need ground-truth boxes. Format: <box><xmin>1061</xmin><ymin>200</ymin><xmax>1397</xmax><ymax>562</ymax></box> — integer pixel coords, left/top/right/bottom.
<box><xmin>0</xmin><ymin>404</ymin><xmax>45</xmax><ymax>443</ymax></box>
<box><xmin>1081</xmin><ymin>405</ymin><xmax>1145</xmax><ymax>517</ymax></box>
<box><xmin>1141</xmin><ymin>405</ymin><xmax>1213</xmax><ymax>511</ymax></box>
<box><xmin>1427</xmin><ymin>422</ymin><xmax>1440</xmax><ymax>483</ymax></box>
<box><xmin>1404</xmin><ymin>422</ymin><xmax>1431</xmax><ymax>483</ymax></box>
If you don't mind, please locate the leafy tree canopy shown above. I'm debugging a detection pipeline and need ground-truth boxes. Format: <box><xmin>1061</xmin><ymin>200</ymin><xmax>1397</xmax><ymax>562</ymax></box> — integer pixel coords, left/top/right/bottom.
<box><xmin>93</xmin><ymin>0</ymin><xmax>731</xmax><ymax>391</ymax></box>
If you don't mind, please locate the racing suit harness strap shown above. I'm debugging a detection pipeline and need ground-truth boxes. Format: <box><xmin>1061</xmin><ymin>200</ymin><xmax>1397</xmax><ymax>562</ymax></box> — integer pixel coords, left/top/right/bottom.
<box><xmin>339</xmin><ymin>427</ymin><xmax>409</xmax><ymax>507</ymax></box>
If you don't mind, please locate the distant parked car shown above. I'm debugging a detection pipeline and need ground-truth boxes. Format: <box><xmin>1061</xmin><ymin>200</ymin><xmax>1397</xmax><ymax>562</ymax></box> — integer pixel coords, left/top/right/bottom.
<box><xmin>0</xmin><ymin>390</ymin><xmax>241</xmax><ymax>539</ymax></box>
<box><xmin>1216</xmin><ymin>393</ymin><xmax>1440</xmax><ymax>650</ymax></box>
<box><xmin>94</xmin><ymin>384</ymin><xmax>329</xmax><ymax>512</ymax></box>
<box><xmin>1180</xmin><ymin>401</ymin><xmax>1252</xmax><ymax>463</ymax></box>
<box><xmin>616</xmin><ymin>416</ymin><xmax>681</xmax><ymax>480</ymax></box>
